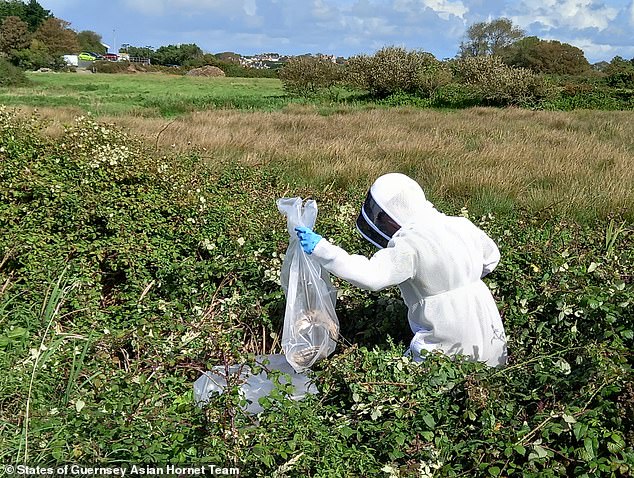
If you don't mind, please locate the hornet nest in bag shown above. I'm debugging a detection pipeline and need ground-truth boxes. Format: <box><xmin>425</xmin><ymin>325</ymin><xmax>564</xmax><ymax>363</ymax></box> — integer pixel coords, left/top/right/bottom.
<box><xmin>289</xmin><ymin>309</ymin><xmax>339</xmax><ymax>367</ymax></box>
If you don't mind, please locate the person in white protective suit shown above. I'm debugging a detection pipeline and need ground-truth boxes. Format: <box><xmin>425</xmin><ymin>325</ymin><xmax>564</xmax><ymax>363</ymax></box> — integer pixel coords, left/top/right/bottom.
<box><xmin>295</xmin><ymin>173</ymin><xmax>507</xmax><ymax>367</ymax></box>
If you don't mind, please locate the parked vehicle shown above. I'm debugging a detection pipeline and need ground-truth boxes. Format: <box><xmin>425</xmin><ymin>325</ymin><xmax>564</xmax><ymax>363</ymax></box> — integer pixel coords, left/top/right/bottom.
<box><xmin>78</xmin><ymin>52</ymin><xmax>100</xmax><ymax>61</ymax></box>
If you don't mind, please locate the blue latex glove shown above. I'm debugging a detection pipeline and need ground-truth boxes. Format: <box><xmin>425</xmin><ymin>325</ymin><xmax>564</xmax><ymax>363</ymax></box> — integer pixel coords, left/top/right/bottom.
<box><xmin>294</xmin><ymin>226</ymin><xmax>323</xmax><ymax>255</ymax></box>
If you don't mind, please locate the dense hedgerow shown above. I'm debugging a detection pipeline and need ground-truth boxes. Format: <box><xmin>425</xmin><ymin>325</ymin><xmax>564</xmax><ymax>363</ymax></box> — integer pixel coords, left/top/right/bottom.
<box><xmin>0</xmin><ymin>109</ymin><xmax>632</xmax><ymax>475</ymax></box>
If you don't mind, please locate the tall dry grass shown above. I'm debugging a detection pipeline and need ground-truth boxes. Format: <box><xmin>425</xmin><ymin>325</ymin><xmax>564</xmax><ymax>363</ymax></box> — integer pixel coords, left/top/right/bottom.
<box><xmin>24</xmin><ymin>105</ymin><xmax>634</xmax><ymax>218</ymax></box>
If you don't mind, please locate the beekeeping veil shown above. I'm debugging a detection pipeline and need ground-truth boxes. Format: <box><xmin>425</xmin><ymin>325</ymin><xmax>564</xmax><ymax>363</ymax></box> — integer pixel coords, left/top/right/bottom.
<box><xmin>356</xmin><ymin>173</ymin><xmax>434</xmax><ymax>248</ymax></box>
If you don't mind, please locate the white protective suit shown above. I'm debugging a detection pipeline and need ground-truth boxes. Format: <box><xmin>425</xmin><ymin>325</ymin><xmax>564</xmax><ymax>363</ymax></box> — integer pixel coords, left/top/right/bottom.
<box><xmin>310</xmin><ymin>173</ymin><xmax>508</xmax><ymax>367</ymax></box>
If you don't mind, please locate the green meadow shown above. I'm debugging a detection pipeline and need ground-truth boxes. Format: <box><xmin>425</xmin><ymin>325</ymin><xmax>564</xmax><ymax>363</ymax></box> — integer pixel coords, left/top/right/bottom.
<box><xmin>0</xmin><ymin>72</ymin><xmax>289</xmax><ymax>116</ymax></box>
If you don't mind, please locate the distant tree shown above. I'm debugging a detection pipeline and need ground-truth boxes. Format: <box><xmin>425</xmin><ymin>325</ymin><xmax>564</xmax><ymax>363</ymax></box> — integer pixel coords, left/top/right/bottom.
<box><xmin>124</xmin><ymin>45</ymin><xmax>154</xmax><ymax>58</ymax></box>
<box><xmin>0</xmin><ymin>0</ymin><xmax>24</xmax><ymax>20</ymax></box>
<box><xmin>152</xmin><ymin>43</ymin><xmax>203</xmax><ymax>66</ymax></box>
<box><xmin>279</xmin><ymin>55</ymin><xmax>343</xmax><ymax>96</ymax></box>
<box><xmin>459</xmin><ymin>17</ymin><xmax>524</xmax><ymax>58</ymax></box>
<box><xmin>452</xmin><ymin>55</ymin><xmax>554</xmax><ymax>106</ymax></box>
<box><xmin>0</xmin><ymin>0</ymin><xmax>49</xmax><ymax>31</ymax></box>
<box><xmin>501</xmin><ymin>36</ymin><xmax>590</xmax><ymax>75</ymax></box>
<box><xmin>603</xmin><ymin>56</ymin><xmax>634</xmax><ymax>88</ymax></box>
<box><xmin>345</xmin><ymin>46</ymin><xmax>451</xmax><ymax>98</ymax></box>
<box><xmin>77</xmin><ymin>30</ymin><xmax>106</xmax><ymax>54</ymax></box>
<box><xmin>22</xmin><ymin>0</ymin><xmax>48</xmax><ymax>30</ymax></box>
<box><xmin>11</xmin><ymin>37</ymin><xmax>52</xmax><ymax>69</ymax></box>
<box><xmin>0</xmin><ymin>15</ymin><xmax>31</xmax><ymax>55</ymax></box>
<box><xmin>34</xmin><ymin>17</ymin><xmax>79</xmax><ymax>56</ymax></box>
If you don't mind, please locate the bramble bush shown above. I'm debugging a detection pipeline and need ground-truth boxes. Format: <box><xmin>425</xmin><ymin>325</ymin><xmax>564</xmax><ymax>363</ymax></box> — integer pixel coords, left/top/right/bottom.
<box><xmin>0</xmin><ymin>109</ymin><xmax>632</xmax><ymax>475</ymax></box>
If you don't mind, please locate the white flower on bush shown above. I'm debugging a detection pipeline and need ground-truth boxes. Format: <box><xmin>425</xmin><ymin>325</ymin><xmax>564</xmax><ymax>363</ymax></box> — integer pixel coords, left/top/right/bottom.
<box><xmin>201</xmin><ymin>238</ymin><xmax>216</xmax><ymax>251</ymax></box>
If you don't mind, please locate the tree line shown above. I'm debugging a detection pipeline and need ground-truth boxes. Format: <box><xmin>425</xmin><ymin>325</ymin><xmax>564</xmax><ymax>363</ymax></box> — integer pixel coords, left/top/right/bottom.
<box><xmin>1</xmin><ymin>0</ymin><xmax>633</xmax><ymax>98</ymax></box>
<box><xmin>278</xmin><ymin>18</ymin><xmax>634</xmax><ymax>109</ymax></box>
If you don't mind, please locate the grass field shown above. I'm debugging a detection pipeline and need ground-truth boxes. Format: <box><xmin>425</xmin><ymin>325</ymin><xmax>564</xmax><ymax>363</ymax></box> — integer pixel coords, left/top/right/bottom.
<box><xmin>3</xmin><ymin>72</ymin><xmax>634</xmax><ymax>220</ymax></box>
<box><xmin>19</xmin><ymin>103</ymin><xmax>634</xmax><ymax>222</ymax></box>
<box><xmin>0</xmin><ymin>72</ymin><xmax>289</xmax><ymax>116</ymax></box>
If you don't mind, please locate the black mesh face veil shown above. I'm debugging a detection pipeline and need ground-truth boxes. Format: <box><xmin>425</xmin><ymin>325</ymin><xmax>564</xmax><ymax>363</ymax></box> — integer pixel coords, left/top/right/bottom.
<box><xmin>355</xmin><ymin>190</ymin><xmax>401</xmax><ymax>249</ymax></box>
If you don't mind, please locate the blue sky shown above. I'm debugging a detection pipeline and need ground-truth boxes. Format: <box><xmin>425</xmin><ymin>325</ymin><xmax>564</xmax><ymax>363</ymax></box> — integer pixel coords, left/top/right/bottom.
<box><xmin>38</xmin><ymin>0</ymin><xmax>634</xmax><ymax>63</ymax></box>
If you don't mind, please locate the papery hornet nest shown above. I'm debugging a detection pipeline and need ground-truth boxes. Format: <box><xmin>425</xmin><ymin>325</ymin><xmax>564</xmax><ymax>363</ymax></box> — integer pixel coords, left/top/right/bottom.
<box><xmin>288</xmin><ymin>309</ymin><xmax>339</xmax><ymax>367</ymax></box>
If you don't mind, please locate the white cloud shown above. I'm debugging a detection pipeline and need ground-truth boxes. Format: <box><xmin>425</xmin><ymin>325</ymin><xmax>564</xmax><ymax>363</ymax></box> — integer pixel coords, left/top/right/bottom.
<box><xmin>564</xmin><ymin>36</ymin><xmax>634</xmax><ymax>61</ymax></box>
<box><xmin>422</xmin><ymin>0</ymin><xmax>468</xmax><ymax>20</ymax></box>
<box><xmin>125</xmin><ymin>0</ymin><xmax>242</xmax><ymax>16</ymax></box>
<box><xmin>511</xmin><ymin>0</ymin><xmax>619</xmax><ymax>31</ymax></box>
<box><xmin>630</xmin><ymin>0</ymin><xmax>634</xmax><ymax>24</ymax></box>
<box><xmin>244</xmin><ymin>0</ymin><xmax>257</xmax><ymax>16</ymax></box>
<box><xmin>394</xmin><ymin>0</ymin><xmax>468</xmax><ymax>21</ymax></box>
<box><xmin>312</xmin><ymin>0</ymin><xmax>336</xmax><ymax>19</ymax></box>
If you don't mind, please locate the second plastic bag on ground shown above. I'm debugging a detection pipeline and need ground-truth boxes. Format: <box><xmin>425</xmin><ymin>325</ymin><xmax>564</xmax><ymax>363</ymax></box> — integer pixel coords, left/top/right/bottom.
<box><xmin>277</xmin><ymin>197</ymin><xmax>339</xmax><ymax>372</ymax></box>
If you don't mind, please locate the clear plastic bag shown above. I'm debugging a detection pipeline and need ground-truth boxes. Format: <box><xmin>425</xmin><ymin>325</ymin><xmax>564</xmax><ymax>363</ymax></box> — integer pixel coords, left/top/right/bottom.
<box><xmin>277</xmin><ymin>197</ymin><xmax>339</xmax><ymax>372</ymax></box>
<box><xmin>193</xmin><ymin>354</ymin><xmax>317</xmax><ymax>414</ymax></box>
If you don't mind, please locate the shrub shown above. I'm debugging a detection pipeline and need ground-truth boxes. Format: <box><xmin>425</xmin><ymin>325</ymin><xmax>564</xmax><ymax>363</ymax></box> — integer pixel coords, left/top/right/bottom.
<box><xmin>604</xmin><ymin>56</ymin><xmax>634</xmax><ymax>89</ymax></box>
<box><xmin>92</xmin><ymin>60</ymin><xmax>131</xmax><ymax>73</ymax></box>
<box><xmin>0</xmin><ymin>57</ymin><xmax>29</xmax><ymax>86</ymax></box>
<box><xmin>453</xmin><ymin>55</ymin><xmax>555</xmax><ymax>106</ymax></box>
<box><xmin>9</xmin><ymin>38</ymin><xmax>55</xmax><ymax>71</ymax></box>
<box><xmin>279</xmin><ymin>56</ymin><xmax>343</xmax><ymax>96</ymax></box>
<box><xmin>346</xmin><ymin>46</ymin><xmax>451</xmax><ymax>99</ymax></box>
<box><xmin>431</xmin><ymin>83</ymin><xmax>482</xmax><ymax>108</ymax></box>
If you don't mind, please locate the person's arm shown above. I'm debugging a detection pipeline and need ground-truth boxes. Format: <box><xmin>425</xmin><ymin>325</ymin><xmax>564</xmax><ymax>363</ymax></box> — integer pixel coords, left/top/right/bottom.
<box><xmin>480</xmin><ymin>230</ymin><xmax>500</xmax><ymax>278</ymax></box>
<box><xmin>311</xmin><ymin>236</ymin><xmax>416</xmax><ymax>292</ymax></box>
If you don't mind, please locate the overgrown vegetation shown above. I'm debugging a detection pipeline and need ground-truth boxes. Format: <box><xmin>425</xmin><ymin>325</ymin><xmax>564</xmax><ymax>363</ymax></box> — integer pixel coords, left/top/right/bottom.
<box><xmin>0</xmin><ymin>108</ymin><xmax>632</xmax><ymax>475</ymax></box>
<box><xmin>0</xmin><ymin>56</ymin><xmax>28</xmax><ymax>86</ymax></box>
<box><xmin>277</xmin><ymin>46</ymin><xmax>633</xmax><ymax>110</ymax></box>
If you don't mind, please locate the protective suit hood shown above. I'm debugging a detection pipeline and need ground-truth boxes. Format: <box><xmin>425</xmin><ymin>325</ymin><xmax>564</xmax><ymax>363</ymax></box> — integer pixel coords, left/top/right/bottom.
<box><xmin>356</xmin><ymin>173</ymin><xmax>436</xmax><ymax>248</ymax></box>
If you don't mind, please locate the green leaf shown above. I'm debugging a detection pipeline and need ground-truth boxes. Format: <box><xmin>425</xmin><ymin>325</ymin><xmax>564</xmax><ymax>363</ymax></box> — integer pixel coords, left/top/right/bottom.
<box><xmin>607</xmin><ymin>434</ymin><xmax>625</xmax><ymax>453</ymax></box>
<box><xmin>340</xmin><ymin>426</ymin><xmax>354</xmax><ymax>439</ymax></box>
<box><xmin>562</xmin><ymin>413</ymin><xmax>576</xmax><ymax>424</ymax></box>
<box><xmin>488</xmin><ymin>466</ymin><xmax>501</xmax><ymax>476</ymax></box>
<box><xmin>584</xmin><ymin>437</ymin><xmax>595</xmax><ymax>459</ymax></box>
<box><xmin>573</xmin><ymin>421</ymin><xmax>587</xmax><ymax>440</ymax></box>
<box><xmin>7</xmin><ymin>327</ymin><xmax>28</xmax><ymax>339</ymax></box>
<box><xmin>422</xmin><ymin>413</ymin><xmax>436</xmax><ymax>429</ymax></box>
<box><xmin>533</xmin><ymin>445</ymin><xmax>548</xmax><ymax>459</ymax></box>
